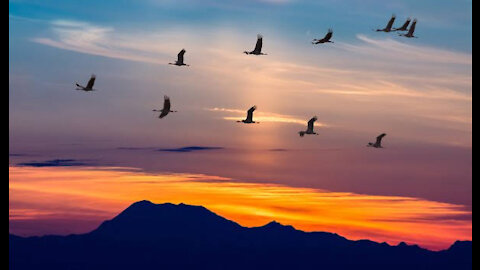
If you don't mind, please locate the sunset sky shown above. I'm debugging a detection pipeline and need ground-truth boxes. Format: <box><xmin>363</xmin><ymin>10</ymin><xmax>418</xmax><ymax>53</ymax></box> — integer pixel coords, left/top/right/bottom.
<box><xmin>9</xmin><ymin>0</ymin><xmax>471</xmax><ymax>251</ymax></box>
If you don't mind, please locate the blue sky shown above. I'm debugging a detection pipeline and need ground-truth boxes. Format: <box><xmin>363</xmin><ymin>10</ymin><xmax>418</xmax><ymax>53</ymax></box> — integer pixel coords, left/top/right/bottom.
<box><xmin>10</xmin><ymin>0</ymin><xmax>472</xmax><ymax>50</ymax></box>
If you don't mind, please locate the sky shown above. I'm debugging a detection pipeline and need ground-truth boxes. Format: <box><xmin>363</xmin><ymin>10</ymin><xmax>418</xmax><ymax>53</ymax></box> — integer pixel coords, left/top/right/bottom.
<box><xmin>9</xmin><ymin>0</ymin><xmax>471</xmax><ymax>251</ymax></box>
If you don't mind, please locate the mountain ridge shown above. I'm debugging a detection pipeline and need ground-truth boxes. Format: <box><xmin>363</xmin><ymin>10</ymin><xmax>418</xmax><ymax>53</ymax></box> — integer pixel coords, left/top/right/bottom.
<box><xmin>10</xmin><ymin>200</ymin><xmax>472</xmax><ymax>270</ymax></box>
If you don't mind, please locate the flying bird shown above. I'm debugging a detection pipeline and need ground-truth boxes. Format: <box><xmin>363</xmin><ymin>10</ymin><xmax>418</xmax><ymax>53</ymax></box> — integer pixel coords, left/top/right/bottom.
<box><xmin>393</xmin><ymin>18</ymin><xmax>411</xmax><ymax>31</ymax></box>
<box><xmin>244</xmin><ymin>34</ymin><xmax>267</xmax><ymax>55</ymax></box>
<box><xmin>299</xmin><ymin>116</ymin><xmax>319</xmax><ymax>137</ymax></box>
<box><xmin>312</xmin><ymin>29</ymin><xmax>333</xmax><ymax>44</ymax></box>
<box><xmin>169</xmin><ymin>49</ymin><xmax>189</xmax><ymax>66</ymax></box>
<box><xmin>399</xmin><ymin>19</ymin><xmax>417</xmax><ymax>38</ymax></box>
<box><xmin>153</xmin><ymin>96</ymin><xmax>177</xmax><ymax>119</ymax></box>
<box><xmin>237</xmin><ymin>106</ymin><xmax>258</xmax><ymax>123</ymax></box>
<box><xmin>75</xmin><ymin>74</ymin><xmax>96</xmax><ymax>91</ymax></box>
<box><xmin>367</xmin><ymin>133</ymin><xmax>386</xmax><ymax>148</ymax></box>
<box><xmin>375</xmin><ymin>15</ymin><xmax>396</xmax><ymax>32</ymax></box>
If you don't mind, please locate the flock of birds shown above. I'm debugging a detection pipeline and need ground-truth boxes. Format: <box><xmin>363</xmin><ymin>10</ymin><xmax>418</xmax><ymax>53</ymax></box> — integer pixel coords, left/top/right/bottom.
<box><xmin>74</xmin><ymin>15</ymin><xmax>419</xmax><ymax>149</ymax></box>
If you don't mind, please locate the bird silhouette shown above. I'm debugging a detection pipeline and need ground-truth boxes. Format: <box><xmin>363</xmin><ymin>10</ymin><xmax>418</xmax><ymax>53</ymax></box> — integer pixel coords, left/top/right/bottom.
<box><xmin>376</xmin><ymin>15</ymin><xmax>396</xmax><ymax>32</ymax></box>
<box><xmin>169</xmin><ymin>49</ymin><xmax>189</xmax><ymax>66</ymax></box>
<box><xmin>244</xmin><ymin>34</ymin><xmax>267</xmax><ymax>55</ymax></box>
<box><xmin>153</xmin><ymin>96</ymin><xmax>177</xmax><ymax>119</ymax></box>
<box><xmin>367</xmin><ymin>133</ymin><xmax>386</xmax><ymax>148</ymax></box>
<box><xmin>312</xmin><ymin>29</ymin><xmax>334</xmax><ymax>44</ymax></box>
<box><xmin>75</xmin><ymin>74</ymin><xmax>96</xmax><ymax>91</ymax></box>
<box><xmin>393</xmin><ymin>18</ymin><xmax>411</xmax><ymax>31</ymax></box>
<box><xmin>299</xmin><ymin>116</ymin><xmax>319</xmax><ymax>137</ymax></box>
<box><xmin>237</xmin><ymin>106</ymin><xmax>258</xmax><ymax>123</ymax></box>
<box><xmin>399</xmin><ymin>19</ymin><xmax>417</xmax><ymax>38</ymax></box>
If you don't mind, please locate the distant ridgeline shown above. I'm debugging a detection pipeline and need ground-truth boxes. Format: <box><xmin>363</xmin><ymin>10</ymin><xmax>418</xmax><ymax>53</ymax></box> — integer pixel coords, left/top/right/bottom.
<box><xmin>9</xmin><ymin>200</ymin><xmax>472</xmax><ymax>270</ymax></box>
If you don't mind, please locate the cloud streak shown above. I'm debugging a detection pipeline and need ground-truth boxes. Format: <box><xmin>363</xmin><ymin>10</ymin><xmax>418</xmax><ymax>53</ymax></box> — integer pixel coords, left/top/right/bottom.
<box><xmin>17</xmin><ymin>159</ymin><xmax>92</xmax><ymax>167</ymax></box>
<box><xmin>157</xmin><ymin>146</ymin><xmax>224</xmax><ymax>152</ymax></box>
<box><xmin>339</xmin><ymin>34</ymin><xmax>471</xmax><ymax>65</ymax></box>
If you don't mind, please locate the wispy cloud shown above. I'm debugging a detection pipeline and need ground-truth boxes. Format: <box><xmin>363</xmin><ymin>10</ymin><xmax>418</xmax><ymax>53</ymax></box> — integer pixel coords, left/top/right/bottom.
<box><xmin>32</xmin><ymin>20</ymin><xmax>169</xmax><ymax>64</ymax></box>
<box><xmin>157</xmin><ymin>146</ymin><xmax>224</xmax><ymax>152</ymax></box>
<box><xmin>17</xmin><ymin>159</ymin><xmax>92</xmax><ymax>167</ymax></box>
<box><xmin>339</xmin><ymin>34</ymin><xmax>471</xmax><ymax>65</ymax></box>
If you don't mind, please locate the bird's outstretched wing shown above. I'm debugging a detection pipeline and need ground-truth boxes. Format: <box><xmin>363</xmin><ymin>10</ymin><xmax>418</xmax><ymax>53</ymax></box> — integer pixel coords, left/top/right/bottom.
<box><xmin>307</xmin><ymin>116</ymin><xmax>317</xmax><ymax>132</ymax></box>
<box><xmin>159</xmin><ymin>96</ymin><xmax>171</xmax><ymax>118</ymax></box>
<box><xmin>376</xmin><ymin>133</ymin><xmax>386</xmax><ymax>145</ymax></box>
<box><xmin>177</xmin><ymin>49</ymin><xmax>186</xmax><ymax>63</ymax></box>
<box><xmin>254</xmin><ymin>34</ymin><xmax>263</xmax><ymax>53</ymax></box>
<box><xmin>246</xmin><ymin>105</ymin><xmax>256</xmax><ymax>121</ymax></box>
<box><xmin>158</xmin><ymin>110</ymin><xmax>168</xmax><ymax>118</ymax></box>
<box><xmin>163</xmin><ymin>96</ymin><xmax>171</xmax><ymax>111</ymax></box>
<box><xmin>407</xmin><ymin>19</ymin><xmax>417</xmax><ymax>35</ymax></box>
<box><xmin>159</xmin><ymin>110</ymin><xmax>169</xmax><ymax>118</ymax></box>
<box><xmin>86</xmin><ymin>74</ymin><xmax>96</xmax><ymax>89</ymax></box>
<box><xmin>386</xmin><ymin>15</ymin><xmax>396</xmax><ymax>30</ymax></box>
<box><xmin>396</xmin><ymin>18</ymin><xmax>411</xmax><ymax>30</ymax></box>
<box><xmin>323</xmin><ymin>29</ymin><xmax>332</xmax><ymax>41</ymax></box>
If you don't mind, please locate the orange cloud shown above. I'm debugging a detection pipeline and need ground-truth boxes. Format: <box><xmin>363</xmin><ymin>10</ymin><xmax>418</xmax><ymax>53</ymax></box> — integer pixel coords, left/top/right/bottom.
<box><xmin>9</xmin><ymin>166</ymin><xmax>471</xmax><ymax>251</ymax></box>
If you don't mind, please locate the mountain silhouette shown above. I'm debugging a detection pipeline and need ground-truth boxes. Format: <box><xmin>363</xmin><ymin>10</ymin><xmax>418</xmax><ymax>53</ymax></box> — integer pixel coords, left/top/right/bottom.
<box><xmin>9</xmin><ymin>200</ymin><xmax>472</xmax><ymax>270</ymax></box>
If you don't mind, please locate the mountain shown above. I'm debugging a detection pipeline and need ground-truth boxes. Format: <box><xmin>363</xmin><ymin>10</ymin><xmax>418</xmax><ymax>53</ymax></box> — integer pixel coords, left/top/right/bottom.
<box><xmin>9</xmin><ymin>200</ymin><xmax>472</xmax><ymax>270</ymax></box>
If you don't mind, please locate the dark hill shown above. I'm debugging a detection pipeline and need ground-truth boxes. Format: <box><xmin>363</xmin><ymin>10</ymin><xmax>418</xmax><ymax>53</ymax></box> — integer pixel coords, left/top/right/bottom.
<box><xmin>9</xmin><ymin>200</ymin><xmax>472</xmax><ymax>270</ymax></box>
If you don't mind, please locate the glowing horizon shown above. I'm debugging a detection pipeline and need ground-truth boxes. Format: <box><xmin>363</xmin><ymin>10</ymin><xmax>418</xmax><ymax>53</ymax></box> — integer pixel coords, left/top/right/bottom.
<box><xmin>9</xmin><ymin>165</ymin><xmax>471</xmax><ymax>251</ymax></box>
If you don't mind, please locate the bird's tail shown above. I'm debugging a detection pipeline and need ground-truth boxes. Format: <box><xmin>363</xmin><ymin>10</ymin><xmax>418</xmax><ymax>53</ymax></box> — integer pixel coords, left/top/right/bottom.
<box><xmin>299</xmin><ymin>131</ymin><xmax>305</xmax><ymax>137</ymax></box>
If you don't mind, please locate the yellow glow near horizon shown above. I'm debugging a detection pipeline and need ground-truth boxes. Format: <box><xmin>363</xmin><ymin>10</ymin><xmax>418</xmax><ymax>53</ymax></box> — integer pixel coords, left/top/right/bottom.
<box><xmin>9</xmin><ymin>165</ymin><xmax>471</xmax><ymax>251</ymax></box>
